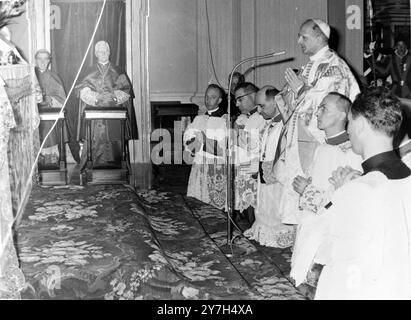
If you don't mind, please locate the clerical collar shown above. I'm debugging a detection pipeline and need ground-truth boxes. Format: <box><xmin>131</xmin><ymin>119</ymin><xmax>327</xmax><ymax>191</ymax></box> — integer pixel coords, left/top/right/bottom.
<box><xmin>272</xmin><ymin>113</ymin><xmax>282</xmax><ymax>123</ymax></box>
<box><xmin>98</xmin><ymin>61</ymin><xmax>109</xmax><ymax>66</ymax></box>
<box><xmin>325</xmin><ymin>130</ymin><xmax>349</xmax><ymax>146</ymax></box>
<box><xmin>206</xmin><ymin>107</ymin><xmax>219</xmax><ymax>115</ymax></box>
<box><xmin>397</xmin><ymin>139</ymin><xmax>411</xmax><ymax>158</ymax></box>
<box><xmin>362</xmin><ymin>150</ymin><xmax>411</xmax><ymax>179</ymax></box>
<box><xmin>309</xmin><ymin>45</ymin><xmax>329</xmax><ymax>62</ymax></box>
<box><xmin>265</xmin><ymin>114</ymin><xmax>280</xmax><ymax>128</ymax></box>
<box><xmin>248</xmin><ymin>107</ymin><xmax>258</xmax><ymax>116</ymax></box>
<box><xmin>207</xmin><ymin>105</ymin><xmax>226</xmax><ymax>117</ymax></box>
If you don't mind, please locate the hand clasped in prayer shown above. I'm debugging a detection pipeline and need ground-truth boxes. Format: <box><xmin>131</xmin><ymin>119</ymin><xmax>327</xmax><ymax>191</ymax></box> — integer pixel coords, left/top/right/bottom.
<box><xmin>328</xmin><ymin>166</ymin><xmax>362</xmax><ymax>190</ymax></box>
<box><xmin>285</xmin><ymin>68</ymin><xmax>304</xmax><ymax>94</ymax></box>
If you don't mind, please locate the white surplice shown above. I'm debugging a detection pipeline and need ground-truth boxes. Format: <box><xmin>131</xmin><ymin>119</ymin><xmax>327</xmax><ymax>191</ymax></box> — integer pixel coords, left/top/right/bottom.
<box><xmin>233</xmin><ymin>111</ymin><xmax>267</xmax><ymax>212</ymax></box>
<box><xmin>184</xmin><ymin>114</ymin><xmax>228</xmax><ymax>210</ymax></box>
<box><xmin>243</xmin><ymin>117</ymin><xmax>296</xmax><ymax>248</ymax></box>
<box><xmin>315</xmin><ymin>173</ymin><xmax>411</xmax><ymax>300</ymax></box>
<box><xmin>290</xmin><ymin>138</ymin><xmax>363</xmax><ymax>286</ymax></box>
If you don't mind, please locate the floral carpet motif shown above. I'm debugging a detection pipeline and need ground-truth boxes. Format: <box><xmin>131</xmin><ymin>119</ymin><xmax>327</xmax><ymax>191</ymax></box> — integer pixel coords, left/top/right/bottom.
<box><xmin>16</xmin><ymin>185</ymin><xmax>305</xmax><ymax>300</ymax></box>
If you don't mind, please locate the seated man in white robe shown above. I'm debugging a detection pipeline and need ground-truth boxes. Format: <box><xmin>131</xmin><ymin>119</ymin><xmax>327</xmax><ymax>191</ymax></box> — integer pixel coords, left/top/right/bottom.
<box><xmin>290</xmin><ymin>92</ymin><xmax>362</xmax><ymax>287</ymax></box>
<box><xmin>243</xmin><ymin>86</ymin><xmax>295</xmax><ymax>248</ymax></box>
<box><xmin>184</xmin><ymin>84</ymin><xmax>228</xmax><ymax>209</ymax></box>
<box><xmin>233</xmin><ymin>82</ymin><xmax>267</xmax><ymax>226</ymax></box>
<box><xmin>314</xmin><ymin>87</ymin><xmax>411</xmax><ymax>300</ymax></box>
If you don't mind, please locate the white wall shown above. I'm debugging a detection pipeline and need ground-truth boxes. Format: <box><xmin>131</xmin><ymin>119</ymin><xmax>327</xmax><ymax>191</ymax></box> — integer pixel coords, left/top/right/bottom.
<box><xmin>254</xmin><ymin>0</ymin><xmax>327</xmax><ymax>88</ymax></box>
<box><xmin>148</xmin><ymin>0</ymin><xmax>328</xmax><ymax>107</ymax></box>
<box><xmin>148</xmin><ymin>0</ymin><xmax>197</xmax><ymax>102</ymax></box>
<box><xmin>8</xmin><ymin>12</ymin><xmax>30</xmax><ymax>62</ymax></box>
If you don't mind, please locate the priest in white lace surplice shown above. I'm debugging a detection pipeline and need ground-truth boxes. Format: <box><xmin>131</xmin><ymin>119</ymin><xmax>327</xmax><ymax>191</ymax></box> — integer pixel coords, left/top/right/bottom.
<box><xmin>274</xmin><ymin>19</ymin><xmax>360</xmax><ymax>227</ymax></box>
<box><xmin>290</xmin><ymin>93</ymin><xmax>362</xmax><ymax>287</ymax></box>
<box><xmin>243</xmin><ymin>86</ymin><xmax>296</xmax><ymax>248</ymax></box>
<box><xmin>184</xmin><ymin>84</ymin><xmax>228</xmax><ymax>209</ymax></box>
<box><xmin>233</xmin><ymin>83</ymin><xmax>267</xmax><ymax>224</ymax></box>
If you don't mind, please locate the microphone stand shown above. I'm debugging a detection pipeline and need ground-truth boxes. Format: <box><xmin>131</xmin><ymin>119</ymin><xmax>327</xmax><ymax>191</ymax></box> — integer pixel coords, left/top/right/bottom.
<box><xmin>226</xmin><ymin>50</ymin><xmax>286</xmax><ymax>245</ymax></box>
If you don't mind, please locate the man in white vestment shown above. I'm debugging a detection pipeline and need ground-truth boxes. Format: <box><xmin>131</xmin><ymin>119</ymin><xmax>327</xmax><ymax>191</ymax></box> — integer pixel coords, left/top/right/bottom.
<box><xmin>289</xmin><ymin>92</ymin><xmax>362</xmax><ymax>287</ymax></box>
<box><xmin>314</xmin><ymin>87</ymin><xmax>411</xmax><ymax>300</ymax></box>
<box><xmin>274</xmin><ymin>19</ymin><xmax>360</xmax><ymax>227</ymax></box>
<box><xmin>243</xmin><ymin>86</ymin><xmax>295</xmax><ymax>248</ymax></box>
<box><xmin>184</xmin><ymin>84</ymin><xmax>228</xmax><ymax>210</ymax></box>
<box><xmin>233</xmin><ymin>82</ymin><xmax>267</xmax><ymax>225</ymax></box>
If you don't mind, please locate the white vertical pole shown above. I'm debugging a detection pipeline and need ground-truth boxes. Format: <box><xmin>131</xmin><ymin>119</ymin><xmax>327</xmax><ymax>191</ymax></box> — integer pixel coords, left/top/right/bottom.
<box><xmin>26</xmin><ymin>1</ymin><xmax>32</xmax><ymax>65</ymax></box>
<box><xmin>45</xmin><ymin>0</ymin><xmax>51</xmax><ymax>52</ymax></box>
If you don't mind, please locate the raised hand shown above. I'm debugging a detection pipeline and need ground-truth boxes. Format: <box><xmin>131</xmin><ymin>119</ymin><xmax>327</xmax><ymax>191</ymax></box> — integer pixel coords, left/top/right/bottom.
<box><xmin>329</xmin><ymin>166</ymin><xmax>362</xmax><ymax>190</ymax></box>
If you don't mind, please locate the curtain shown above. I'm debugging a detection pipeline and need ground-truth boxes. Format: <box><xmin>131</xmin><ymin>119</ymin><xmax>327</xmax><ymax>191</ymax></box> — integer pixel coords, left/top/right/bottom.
<box><xmin>50</xmin><ymin>0</ymin><xmax>126</xmax><ymax>162</ymax></box>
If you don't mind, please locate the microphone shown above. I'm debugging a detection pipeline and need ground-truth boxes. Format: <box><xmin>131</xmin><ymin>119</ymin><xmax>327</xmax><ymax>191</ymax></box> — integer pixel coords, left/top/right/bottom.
<box><xmin>225</xmin><ymin>50</ymin><xmax>287</xmax><ymax>245</ymax></box>
<box><xmin>233</xmin><ymin>51</ymin><xmax>286</xmax><ymax>70</ymax></box>
<box><xmin>227</xmin><ymin>50</ymin><xmax>287</xmax><ymax>96</ymax></box>
<box><xmin>269</xmin><ymin>50</ymin><xmax>287</xmax><ymax>57</ymax></box>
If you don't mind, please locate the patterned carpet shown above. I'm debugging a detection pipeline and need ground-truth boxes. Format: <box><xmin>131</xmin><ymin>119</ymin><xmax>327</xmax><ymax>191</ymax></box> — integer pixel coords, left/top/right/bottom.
<box><xmin>16</xmin><ymin>183</ymin><xmax>306</xmax><ymax>300</ymax></box>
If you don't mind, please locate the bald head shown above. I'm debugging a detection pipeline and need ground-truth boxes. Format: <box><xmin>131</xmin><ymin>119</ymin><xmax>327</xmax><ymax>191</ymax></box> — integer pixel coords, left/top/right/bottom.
<box><xmin>95</xmin><ymin>41</ymin><xmax>110</xmax><ymax>52</ymax></box>
<box><xmin>316</xmin><ymin>92</ymin><xmax>351</xmax><ymax>134</ymax></box>
<box><xmin>256</xmin><ymin>85</ymin><xmax>280</xmax><ymax>120</ymax></box>
<box><xmin>256</xmin><ymin>85</ymin><xmax>275</xmax><ymax>100</ymax></box>
<box><xmin>95</xmin><ymin>41</ymin><xmax>110</xmax><ymax>64</ymax></box>
<box><xmin>327</xmin><ymin>92</ymin><xmax>351</xmax><ymax>114</ymax></box>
